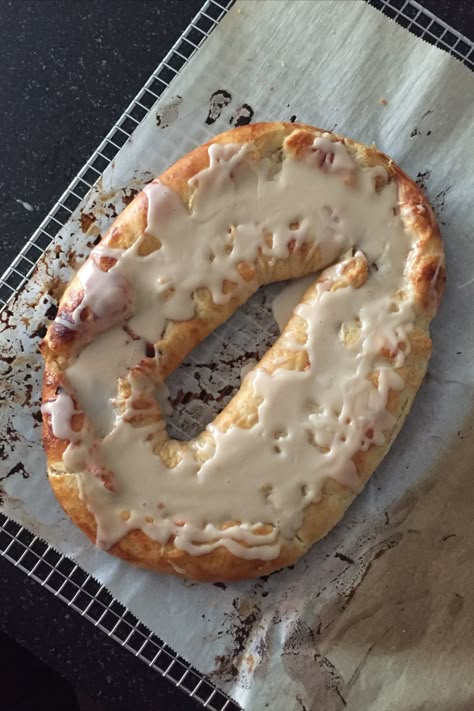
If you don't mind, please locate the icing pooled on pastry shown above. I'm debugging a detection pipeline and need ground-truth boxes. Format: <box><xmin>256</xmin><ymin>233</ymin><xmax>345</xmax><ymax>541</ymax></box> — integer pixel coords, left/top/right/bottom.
<box><xmin>44</xmin><ymin>132</ymin><xmax>421</xmax><ymax>560</ymax></box>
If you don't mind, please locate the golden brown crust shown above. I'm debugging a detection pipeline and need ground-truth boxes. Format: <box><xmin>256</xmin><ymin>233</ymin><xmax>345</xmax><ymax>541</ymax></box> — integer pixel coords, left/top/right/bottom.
<box><xmin>41</xmin><ymin>122</ymin><xmax>445</xmax><ymax>581</ymax></box>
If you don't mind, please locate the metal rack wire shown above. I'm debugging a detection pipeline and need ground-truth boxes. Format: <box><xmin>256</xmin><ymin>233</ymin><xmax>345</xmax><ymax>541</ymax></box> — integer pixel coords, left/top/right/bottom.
<box><xmin>0</xmin><ymin>518</ymin><xmax>236</xmax><ymax>710</ymax></box>
<box><xmin>0</xmin><ymin>0</ymin><xmax>472</xmax><ymax>709</ymax></box>
<box><xmin>1</xmin><ymin>2</ymin><xmax>240</xmax><ymax>708</ymax></box>
<box><xmin>367</xmin><ymin>0</ymin><xmax>473</xmax><ymax>68</ymax></box>
<box><xmin>0</xmin><ymin>0</ymin><xmax>236</xmax><ymax>311</ymax></box>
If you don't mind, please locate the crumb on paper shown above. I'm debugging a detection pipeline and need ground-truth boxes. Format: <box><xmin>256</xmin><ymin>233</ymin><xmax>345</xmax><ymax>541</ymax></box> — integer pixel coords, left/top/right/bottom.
<box><xmin>15</xmin><ymin>199</ymin><xmax>35</xmax><ymax>212</ymax></box>
<box><xmin>379</xmin><ymin>97</ymin><xmax>388</xmax><ymax>106</ymax></box>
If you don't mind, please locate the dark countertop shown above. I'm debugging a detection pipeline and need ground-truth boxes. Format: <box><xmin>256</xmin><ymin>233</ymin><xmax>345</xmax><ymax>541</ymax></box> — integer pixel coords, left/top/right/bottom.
<box><xmin>1</xmin><ymin>2</ymin><xmax>472</xmax><ymax>710</ymax></box>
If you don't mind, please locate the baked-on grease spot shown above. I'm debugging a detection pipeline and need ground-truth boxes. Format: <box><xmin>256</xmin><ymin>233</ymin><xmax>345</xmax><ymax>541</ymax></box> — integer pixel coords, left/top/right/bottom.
<box><xmin>206</xmin><ymin>89</ymin><xmax>232</xmax><ymax>125</ymax></box>
<box><xmin>44</xmin><ymin>303</ymin><xmax>58</xmax><ymax>321</ymax></box>
<box><xmin>156</xmin><ymin>96</ymin><xmax>182</xmax><ymax>129</ymax></box>
<box><xmin>211</xmin><ymin>596</ymin><xmax>262</xmax><ymax>682</ymax></box>
<box><xmin>432</xmin><ymin>186</ymin><xmax>452</xmax><ymax>215</ymax></box>
<box><xmin>31</xmin><ymin>323</ymin><xmax>48</xmax><ymax>340</ymax></box>
<box><xmin>80</xmin><ymin>212</ymin><xmax>96</xmax><ymax>233</ymax></box>
<box><xmin>415</xmin><ymin>169</ymin><xmax>431</xmax><ymax>191</ymax></box>
<box><xmin>334</xmin><ymin>551</ymin><xmax>355</xmax><ymax>565</ymax></box>
<box><xmin>4</xmin><ymin>462</ymin><xmax>29</xmax><ymax>480</ymax></box>
<box><xmin>106</xmin><ymin>202</ymin><xmax>118</xmax><ymax>219</ymax></box>
<box><xmin>441</xmin><ymin>533</ymin><xmax>456</xmax><ymax>542</ymax></box>
<box><xmin>32</xmin><ymin>409</ymin><xmax>43</xmax><ymax>424</ymax></box>
<box><xmin>168</xmin><ymin>383</ymin><xmax>236</xmax><ymax>420</ymax></box>
<box><xmin>258</xmin><ymin>566</ymin><xmax>287</xmax><ymax>583</ymax></box>
<box><xmin>411</xmin><ymin>127</ymin><xmax>432</xmax><ymax>138</ymax></box>
<box><xmin>213</xmin><ymin>581</ymin><xmax>227</xmax><ymax>590</ymax></box>
<box><xmin>230</xmin><ymin>103</ymin><xmax>255</xmax><ymax>127</ymax></box>
<box><xmin>122</xmin><ymin>187</ymin><xmax>139</xmax><ymax>206</ymax></box>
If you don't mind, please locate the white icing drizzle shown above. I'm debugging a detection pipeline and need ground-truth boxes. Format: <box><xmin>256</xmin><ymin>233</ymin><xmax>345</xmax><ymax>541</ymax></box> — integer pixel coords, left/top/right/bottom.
<box><xmin>92</xmin><ymin>245</ymin><xmax>125</xmax><ymax>260</ymax></box>
<box><xmin>56</xmin><ymin>247</ymin><xmax>129</xmax><ymax>331</ymax></box>
<box><xmin>310</xmin><ymin>136</ymin><xmax>357</xmax><ymax>172</ymax></box>
<box><xmin>42</xmin><ymin>393</ymin><xmax>97</xmax><ymax>481</ymax></box>
<box><xmin>71</xmin><ymin>257</ymin><xmax>129</xmax><ymax>324</ymax></box>
<box><xmin>54</xmin><ymin>134</ymin><xmax>418</xmax><ymax>560</ymax></box>
<box><xmin>41</xmin><ymin>392</ymin><xmax>80</xmax><ymax>441</ymax></box>
<box><xmin>66</xmin><ymin>325</ymin><xmax>146</xmax><ymax>437</ymax></box>
<box><xmin>169</xmin><ymin>561</ymin><xmax>186</xmax><ymax>575</ymax></box>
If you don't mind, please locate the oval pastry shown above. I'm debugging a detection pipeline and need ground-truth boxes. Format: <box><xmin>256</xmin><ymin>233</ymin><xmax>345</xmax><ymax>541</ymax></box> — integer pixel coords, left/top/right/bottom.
<box><xmin>41</xmin><ymin>123</ymin><xmax>445</xmax><ymax>581</ymax></box>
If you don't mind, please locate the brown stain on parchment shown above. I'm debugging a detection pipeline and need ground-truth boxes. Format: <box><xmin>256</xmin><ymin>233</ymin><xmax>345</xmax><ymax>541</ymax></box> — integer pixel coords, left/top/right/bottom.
<box><xmin>313</xmin><ymin>416</ymin><xmax>474</xmax><ymax>711</ymax></box>
<box><xmin>80</xmin><ymin>212</ymin><xmax>96</xmax><ymax>233</ymax></box>
<box><xmin>282</xmin><ymin>619</ymin><xmax>347</xmax><ymax>711</ymax></box>
<box><xmin>210</xmin><ymin>591</ymin><xmax>268</xmax><ymax>687</ymax></box>
<box><xmin>208</xmin><ymin>414</ymin><xmax>474</xmax><ymax>710</ymax></box>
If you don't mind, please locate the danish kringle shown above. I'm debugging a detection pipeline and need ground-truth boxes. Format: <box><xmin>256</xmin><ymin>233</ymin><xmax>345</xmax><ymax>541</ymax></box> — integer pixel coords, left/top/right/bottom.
<box><xmin>40</xmin><ymin>123</ymin><xmax>445</xmax><ymax>581</ymax></box>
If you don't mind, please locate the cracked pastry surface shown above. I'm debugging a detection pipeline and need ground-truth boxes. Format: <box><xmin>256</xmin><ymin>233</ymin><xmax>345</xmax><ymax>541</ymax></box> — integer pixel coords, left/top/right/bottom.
<box><xmin>40</xmin><ymin>122</ymin><xmax>445</xmax><ymax>581</ymax></box>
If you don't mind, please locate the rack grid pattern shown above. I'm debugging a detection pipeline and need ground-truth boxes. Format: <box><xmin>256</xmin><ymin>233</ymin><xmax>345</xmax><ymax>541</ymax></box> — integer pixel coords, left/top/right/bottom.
<box><xmin>0</xmin><ymin>518</ymin><xmax>237</xmax><ymax>710</ymax></box>
<box><xmin>368</xmin><ymin>0</ymin><xmax>473</xmax><ymax>68</ymax></box>
<box><xmin>0</xmin><ymin>0</ymin><xmax>472</xmax><ymax>709</ymax></box>
<box><xmin>0</xmin><ymin>0</ymin><xmax>236</xmax><ymax>311</ymax></box>
<box><xmin>1</xmin><ymin>1</ymin><xmax>240</xmax><ymax>709</ymax></box>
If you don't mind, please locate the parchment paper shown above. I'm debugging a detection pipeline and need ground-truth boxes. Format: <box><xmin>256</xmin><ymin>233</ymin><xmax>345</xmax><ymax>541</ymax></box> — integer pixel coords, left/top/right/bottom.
<box><xmin>1</xmin><ymin>2</ymin><xmax>473</xmax><ymax>709</ymax></box>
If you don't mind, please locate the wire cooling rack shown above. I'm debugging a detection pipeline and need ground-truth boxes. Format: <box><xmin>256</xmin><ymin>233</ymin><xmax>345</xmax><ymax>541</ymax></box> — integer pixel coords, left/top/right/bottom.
<box><xmin>367</xmin><ymin>0</ymin><xmax>473</xmax><ymax>68</ymax></box>
<box><xmin>1</xmin><ymin>2</ymin><xmax>239</xmax><ymax>709</ymax></box>
<box><xmin>0</xmin><ymin>1</ymin><xmax>472</xmax><ymax>709</ymax></box>
<box><xmin>0</xmin><ymin>0</ymin><xmax>235</xmax><ymax>311</ymax></box>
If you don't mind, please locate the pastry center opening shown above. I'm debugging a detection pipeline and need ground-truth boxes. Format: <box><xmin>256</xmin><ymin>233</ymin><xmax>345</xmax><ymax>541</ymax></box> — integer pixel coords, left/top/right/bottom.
<box><xmin>163</xmin><ymin>275</ymin><xmax>317</xmax><ymax>441</ymax></box>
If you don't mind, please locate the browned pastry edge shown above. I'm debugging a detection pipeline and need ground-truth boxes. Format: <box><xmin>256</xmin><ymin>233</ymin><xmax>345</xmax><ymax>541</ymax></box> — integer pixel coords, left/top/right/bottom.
<box><xmin>40</xmin><ymin>122</ymin><xmax>445</xmax><ymax>581</ymax></box>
